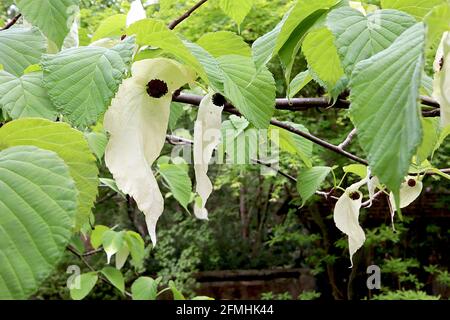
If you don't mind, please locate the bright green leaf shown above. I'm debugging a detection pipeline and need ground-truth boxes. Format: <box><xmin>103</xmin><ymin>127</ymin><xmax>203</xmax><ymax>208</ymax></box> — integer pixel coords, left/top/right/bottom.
<box><xmin>197</xmin><ymin>31</ymin><xmax>251</xmax><ymax>57</ymax></box>
<box><xmin>380</xmin><ymin>0</ymin><xmax>446</xmax><ymax>20</ymax></box>
<box><xmin>288</xmin><ymin>70</ymin><xmax>312</xmax><ymax>99</ymax></box>
<box><xmin>302</xmin><ymin>27</ymin><xmax>345</xmax><ymax>90</ymax></box>
<box><xmin>297</xmin><ymin>166</ymin><xmax>332</xmax><ymax>206</ymax></box>
<box><xmin>416</xmin><ymin>118</ymin><xmax>440</xmax><ymax>163</ymax></box>
<box><xmin>91</xmin><ymin>225</ymin><xmax>110</xmax><ymax>249</ymax></box>
<box><xmin>343</xmin><ymin>164</ymin><xmax>368</xmax><ymax>178</ymax></box>
<box><xmin>219</xmin><ymin>0</ymin><xmax>254</xmax><ymax>25</ymax></box>
<box><xmin>0</xmin><ymin>118</ymin><xmax>99</xmax><ymax>229</ymax></box>
<box><xmin>101</xmin><ymin>267</ymin><xmax>125</xmax><ymax>294</ymax></box>
<box><xmin>70</xmin><ymin>272</ymin><xmax>98</xmax><ymax>300</ymax></box>
<box><xmin>92</xmin><ymin>14</ymin><xmax>127</xmax><ymax>42</ymax></box>
<box><xmin>0</xmin><ymin>146</ymin><xmax>78</xmax><ymax>299</ymax></box>
<box><xmin>169</xmin><ymin>280</ymin><xmax>185</xmax><ymax>300</ymax></box>
<box><xmin>131</xmin><ymin>277</ymin><xmax>158</xmax><ymax>300</ymax></box>
<box><xmin>158</xmin><ymin>163</ymin><xmax>192</xmax><ymax>212</ymax></box>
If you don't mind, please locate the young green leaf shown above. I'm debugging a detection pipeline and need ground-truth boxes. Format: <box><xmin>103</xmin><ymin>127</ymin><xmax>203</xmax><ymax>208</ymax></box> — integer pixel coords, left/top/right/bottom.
<box><xmin>90</xmin><ymin>225</ymin><xmax>110</xmax><ymax>249</ymax></box>
<box><xmin>92</xmin><ymin>14</ymin><xmax>127</xmax><ymax>42</ymax></box>
<box><xmin>0</xmin><ymin>146</ymin><xmax>78</xmax><ymax>299</ymax></box>
<box><xmin>349</xmin><ymin>23</ymin><xmax>426</xmax><ymax>198</ymax></box>
<box><xmin>380</xmin><ymin>0</ymin><xmax>446</xmax><ymax>20</ymax></box>
<box><xmin>288</xmin><ymin>70</ymin><xmax>313</xmax><ymax>99</ymax></box>
<box><xmin>302</xmin><ymin>27</ymin><xmax>345</xmax><ymax>91</ymax></box>
<box><xmin>102</xmin><ymin>230</ymin><xmax>125</xmax><ymax>264</ymax></box>
<box><xmin>297</xmin><ymin>166</ymin><xmax>332</xmax><ymax>206</ymax></box>
<box><xmin>70</xmin><ymin>272</ymin><xmax>98</xmax><ymax>300</ymax></box>
<box><xmin>219</xmin><ymin>0</ymin><xmax>254</xmax><ymax>25</ymax></box>
<box><xmin>193</xmin><ymin>93</ymin><xmax>224</xmax><ymax>219</ymax></box>
<box><xmin>131</xmin><ymin>277</ymin><xmax>159</xmax><ymax>300</ymax></box>
<box><xmin>101</xmin><ymin>267</ymin><xmax>125</xmax><ymax>294</ymax></box>
<box><xmin>158</xmin><ymin>163</ymin><xmax>193</xmax><ymax>213</ymax></box>
<box><xmin>169</xmin><ymin>280</ymin><xmax>186</xmax><ymax>300</ymax></box>
<box><xmin>104</xmin><ymin>58</ymin><xmax>195</xmax><ymax>245</ymax></box>
<box><xmin>124</xmin><ymin>231</ymin><xmax>145</xmax><ymax>268</ymax></box>
<box><xmin>197</xmin><ymin>31</ymin><xmax>251</xmax><ymax>57</ymax></box>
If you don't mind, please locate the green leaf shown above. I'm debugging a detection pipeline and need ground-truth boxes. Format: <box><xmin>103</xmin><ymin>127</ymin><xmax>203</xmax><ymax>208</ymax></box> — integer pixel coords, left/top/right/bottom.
<box><xmin>197</xmin><ymin>31</ymin><xmax>251</xmax><ymax>57</ymax></box>
<box><xmin>0</xmin><ymin>27</ymin><xmax>46</xmax><ymax>77</ymax></box>
<box><xmin>16</xmin><ymin>0</ymin><xmax>80</xmax><ymax>48</ymax></box>
<box><xmin>302</xmin><ymin>27</ymin><xmax>345</xmax><ymax>90</ymax></box>
<box><xmin>288</xmin><ymin>70</ymin><xmax>312</xmax><ymax>98</ymax></box>
<box><xmin>0</xmin><ymin>118</ymin><xmax>99</xmax><ymax>230</ymax></box>
<box><xmin>425</xmin><ymin>3</ymin><xmax>450</xmax><ymax>50</ymax></box>
<box><xmin>183</xmin><ymin>40</ymin><xmax>224</xmax><ymax>92</ymax></box>
<box><xmin>70</xmin><ymin>272</ymin><xmax>98</xmax><ymax>300</ymax></box>
<box><xmin>169</xmin><ymin>102</ymin><xmax>185</xmax><ymax>130</ymax></box>
<box><xmin>158</xmin><ymin>163</ymin><xmax>192</xmax><ymax>212</ymax></box>
<box><xmin>269</xmin><ymin>123</ymin><xmax>313</xmax><ymax>168</ymax></box>
<box><xmin>0</xmin><ymin>71</ymin><xmax>57</xmax><ymax>120</ymax></box>
<box><xmin>131</xmin><ymin>277</ymin><xmax>159</xmax><ymax>300</ymax></box>
<box><xmin>42</xmin><ymin>37</ymin><xmax>134</xmax><ymax>127</ymax></box>
<box><xmin>127</xmin><ymin>19</ymin><xmax>206</xmax><ymax>80</ymax></box>
<box><xmin>416</xmin><ymin>118</ymin><xmax>440</xmax><ymax>163</ymax></box>
<box><xmin>92</xmin><ymin>14</ymin><xmax>127</xmax><ymax>42</ymax></box>
<box><xmin>380</xmin><ymin>0</ymin><xmax>446</xmax><ymax>20</ymax></box>
<box><xmin>252</xmin><ymin>0</ymin><xmax>338</xmax><ymax>70</ymax></box>
<box><xmin>90</xmin><ymin>225</ymin><xmax>110</xmax><ymax>249</ymax></box>
<box><xmin>102</xmin><ymin>230</ymin><xmax>125</xmax><ymax>264</ymax></box>
<box><xmin>218</xmin><ymin>55</ymin><xmax>276</xmax><ymax>129</ymax></box>
<box><xmin>327</xmin><ymin>7</ymin><xmax>416</xmax><ymax>76</ymax></box>
<box><xmin>0</xmin><ymin>146</ymin><xmax>78</xmax><ymax>299</ymax></box>
<box><xmin>349</xmin><ymin>23</ymin><xmax>426</xmax><ymax>195</ymax></box>
<box><xmin>219</xmin><ymin>0</ymin><xmax>254</xmax><ymax>25</ymax></box>
<box><xmin>297</xmin><ymin>166</ymin><xmax>332</xmax><ymax>206</ymax></box>
<box><xmin>343</xmin><ymin>164</ymin><xmax>368</xmax><ymax>178</ymax></box>
<box><xmin>85</xmin><ymin>131</ymin><xmax>108</xmax><ymax>160</ymax></box>
<box><xmin>124</xmin><ymin>231</ymin><xmax>145</xmax><ymax>268</ymax></box>
<box><xmin>169</xmin><ymin>280</ymin><xmax>185</xmax><ymax>300</ymax></box>
<box><xmin>99</xmin><ymin>178</ymin><xmax>126</xmax><ymax>198</ymax></box>
<box><xmin>101</xmin><ymin>267</ymin><xmax>125</xmax><ymax>294</ymax></box>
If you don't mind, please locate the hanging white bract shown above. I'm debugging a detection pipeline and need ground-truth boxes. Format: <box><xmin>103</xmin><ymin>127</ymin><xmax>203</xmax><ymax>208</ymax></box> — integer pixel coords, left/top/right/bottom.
<box><xmin>104</xmin><ymin>58</ymin><xmax>195</xmax><ymax>245</ymax></box>
<box><xmin>193</xmin><ymin>92</ymin><xmax>225</xmax><ymax>219</ymax></box>
<box><xmin>433</xmin><ymin>32</ymin><xmax>450</xmax><ymax>128</ymax></box>
<box><xmin>389</xmin><ymin>177</ymin><xmax>423</xmax><ymax>226</ymax></box>
<box><xmin>333</xmin><ymin>177</ymin><xmax>368</xmax><ymax>267</ymax></box>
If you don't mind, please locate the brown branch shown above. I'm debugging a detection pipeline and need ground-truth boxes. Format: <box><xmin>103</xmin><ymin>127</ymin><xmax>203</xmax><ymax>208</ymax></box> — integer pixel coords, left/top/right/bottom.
<box><xmin>338</xmin><ymin>128</ymin><xmax>357</xmax><ymax>149</ymax></box>
<box><xmin>168</xmin><ymin>0</ymin><xmax>208</xmax><ymax>30</ymax></box>
<box><xmin>172</xmin><ymin>93</ymin><xmax>368</xmax><ymax>164</ymax></box>
<box><xmin>173</xmin><ymin>93</ymin><xmax>440</xmax><ymax>116</ymax></box>
<box><xmin>1</xmin><ymin>14</ymin><xmax>21</xmax><ymax>31</ymax></box>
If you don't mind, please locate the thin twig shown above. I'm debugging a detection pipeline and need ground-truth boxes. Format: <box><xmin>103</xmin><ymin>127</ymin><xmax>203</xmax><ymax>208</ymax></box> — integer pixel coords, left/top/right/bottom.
<box><xmin>1</xmin><ymin>14</ymin><xmax>21</xmax><ymax>31</ymax></box>
<box><xmin>168</xmin><ymin>0</ymin><xmax>208</xmax><ymax>30</ymax></box>
<box><xmin>338</xmin><ymin>128</ymin><xmax>357</xmax><ymax>149</ymax></box>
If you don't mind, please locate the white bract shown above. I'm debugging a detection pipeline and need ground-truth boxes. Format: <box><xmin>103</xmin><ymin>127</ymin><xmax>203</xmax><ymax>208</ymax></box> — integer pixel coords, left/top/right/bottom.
<box><xmin>104</xmin><ymin>58</ymin><xmax>195</xmax><ymax>245</ymax></box>
<box><xmin>127</xmin><ymin>0</ymin><xmax>147</xmax><ymax>27</ymax></box>
<box><xmin>433</xmin><ymin>32</ymin><xmax>450</xmax><ymax>128</ymax></box>
<box><xmin>389</xmin><ymin>177</ymin><xmax>423</xmax><ymax>226</ymax></box>
<box><xmin>334</xmin><ymin>177</ymin><xmax>368</xmax><ymax>267</ymax></box>
<box><xmin>193</xmin><ymin>93</ymin><xmax>224</xmax><ymax>219</ymax></box>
